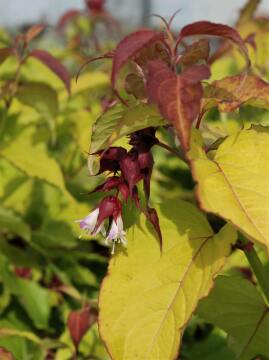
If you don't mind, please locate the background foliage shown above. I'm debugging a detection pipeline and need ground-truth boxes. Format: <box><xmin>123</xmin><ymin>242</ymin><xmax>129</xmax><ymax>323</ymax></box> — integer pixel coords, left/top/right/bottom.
<box><xmin>0</xmin><ymin>1</ymin><xmax>269</xmax><ymax>359</ymax></box>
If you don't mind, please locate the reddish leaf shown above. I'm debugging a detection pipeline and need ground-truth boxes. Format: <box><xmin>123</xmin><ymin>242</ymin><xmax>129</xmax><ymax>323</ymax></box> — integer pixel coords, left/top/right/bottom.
<box><xmin>203</xmin><ymin>73</ymin><xmax>269</xmax><ymax>112</ymax></box>
<box><xmin>147</xmin><ymin>60</ymin><xmax>210</xmax><ymax>151</ymax></box>
<box><xmin>111</xmin><ymin>29</ymin><xmax>165</xmax><ymax>87</ymax></box>
<box><xmin>29</xmin><ymin>49</ymin><xmax>70</xmax><ymax>93</ymax></box>
<box><xmin>57</xmin><ymin>9</ymin><xmax>81</xmax><ymax>28</ymax></box>
<box><xmin>179</xmin><ymin>39</ymin><xmax>210</xmax><ymax>67</ymax></box>
<box><xmin>178</xmin><ymin>21</ymin><xmax>249</xmax><ymax>66</ymax></box>
<box><xmin>25</xmin><ymin>24</ymin><xmax>45</xmax><ymax>44</ymax></box>
<box><xmin>0</xmin><ymin>348</ymin><xmax>13</xmax><ymax>360</ymax></box>
<box><xmin>0</xmin><ymin>48</ymin><xmax>14</xmax><ymax>65</ymax></box>
<box><xmin>67</xmin><ymin>306</ymin><xmax>97</xmax><ymax>348</ymax></box>
<box><xmin>134</xmin><ymin>41</ymin><xmax>170</xmax><ymax>68</ymax></box>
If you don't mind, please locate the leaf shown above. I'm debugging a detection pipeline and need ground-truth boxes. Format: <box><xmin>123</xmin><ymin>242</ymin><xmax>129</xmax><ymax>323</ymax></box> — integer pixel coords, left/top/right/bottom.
<box><xmin>99</xmin><ymin>199</ymin><xmax>236</xmax><ymax>360</ymax></box>
<box><xmin>24</xmin><ymin>24</ymin><xmax>45</xmax><ymax>44</ymax></box>
<box><xmin>147</xmin><ymin>60</ymin><xmax>210</xmax><ymax>151</ymax></box>
<box><xmin>0</xmin><ymin>48</ymin><xmax>13</xmax><ymax>65</ymax></box>
<box><xmin>0</xmin><ymin>347</ymin><xmax>13</xmax><ymax>360</ymax></box>
<box><xmin>203</xmin><ymin>73</ymin><xmax>269</xmax><ymax>112</ymax></box>
<box><xmin>0</xmin><ymin>128</ymin><xmax>67</xmax><ymax>194</ymax></box>
<box><xmin>125</xmin><ymin>73</ymin><xmax>146</xmax><ymax>99</ymax></box>
<box><xmin>188</xmin><ymin>127</ymin><xmax>269</xmax><ymax>250</ymax></box>
<box><xmin>29</xmin><ymin>49</ymin><xmax>70</xmax><ymax>93</ymax></box>
<box><xmin>0</xmin><ymin>207</ymin><xmax>31</xmax><ymax>241</ymax></box>
<box><xmin>186</xmin><ymin>328</ymin><xmax>236</xmax><ymax>360</ymax></box>
<box><xmin>197</xmin><ymin>275</ymin><xmax>269</xmax><ymax>360</ymax></box>
<box><xmin>237</xmin><ymin>0</ymin><xmax>261</xmax><ymax>25</ymax></box>
<box><xmin>1</xmin><ymin>261</ymin><xmax>51</xmax><ymax>329</ymax></box>
<box><xmin>57</xmin><ymin>9</ymin><xmax>81</xmax><ymax>28</ymax></box>
<box><xmin>17</xmin><ymin>82</ymin><xmax>58</xmax><ymax>118</ymax></box>
<box><xmin>111</xmin><ymin>29</ymin><xmax>165</xmax><ymax>87</ymax></box>
<box><xmin>179</xmin><ymin>39</ymin><xmax>210</xmax><ymax>67</ymax></box>
<box><xmin>90</xmin><ymin>103</ymin><xmax>165</xmax><ymax>153</ymax></box>
<box><xmin>67</xmin><ymin>307</ymin><xmax>97</xmax><ymax>348</ymax></box>
<box><xmin>178</xmin><ymin>21</ymin><xmax>249</xmax><ymax>66</ymax></box>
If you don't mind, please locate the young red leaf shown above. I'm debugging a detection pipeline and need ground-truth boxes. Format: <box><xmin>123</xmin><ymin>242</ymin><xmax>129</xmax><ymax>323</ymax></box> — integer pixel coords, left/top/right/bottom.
<box><xmin>67</xmin><ymin>306</ymin><xmax>97</xmax><ymax>348</ymax></box>
<box><xmin>0</xmin><ymin>48</ymin><xmax>14</xmax><ymax>65</ymax></box>
<box><xmin>58</xmin><ymin>9</ymin><xmax>81</xmax><ymax>28</ymax></box>
<box><xmin>179</xmin><ymin>39</ymin><xmax>210</xmax><ymax>67</ymax></box>
<box><xmin>111</xmin><ymin>29</ymin><xmax>165</xmax><ymax>87</ymax></box>
<box><xmin>147</xmin><ymin>60</ymin><xmax>210</xmax><ymax>151</ymax></box>
<box><xmin>0</xmin><ymin>348</ymin><xmax>13</xmax><ymax>360</ymax></box>
<box><xmin>25</xmin><ymin>24</ymin><xmax>45</xmax><ymax>44</ymax></box>
<box><xmin>29</xmin><ymin>49</ymin><xmax>70</xmax><ymax>93</ymax></box>
<box><xmin>203</xmin><ymin>73</ymin><xmax>269</xmax><ymax>112</ymax></box>
<box><xmin>178</xmin><ymin>21</ymin><xmax>250</xmax><ymax>66</ymax></box>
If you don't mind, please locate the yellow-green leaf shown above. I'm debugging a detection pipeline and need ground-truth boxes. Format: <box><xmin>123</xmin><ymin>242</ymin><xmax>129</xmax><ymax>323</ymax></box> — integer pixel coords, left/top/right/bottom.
<box><xmin>17</xmin><ymin>82</ymin><xmax>58</xmax><ymax>118</ymax></box>
<box><xmin>0</xmin><ymin>128</ymin><xmax>66</xmax><ymax>193</ymax></box>
<box><xmin>188</xmin><ymin>127</ymin><xmax>269</xmax><ymax>249</ymax></box>
<box><xmin>90</xmin><ymin>103</ymin><xmax>165</xmax><ymax>153</ymax></box>
<box><xmin>99</xmin><ymin>199</ymin><xmax>236</xmax><ymax>360</ymax></box>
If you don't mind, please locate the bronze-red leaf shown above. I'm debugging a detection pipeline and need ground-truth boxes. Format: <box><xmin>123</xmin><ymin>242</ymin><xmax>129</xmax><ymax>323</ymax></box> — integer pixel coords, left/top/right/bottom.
<box><xmin>29</xmin><ymin>49</ymin><xmax>71</xmax><ymax>93</ymax></box>
<box><xmin>58</xmin><ymin>9</ymin><xmax>81</xmax><ymax>28</ymax></box>
<box><xmin>147</xmin><ymin>60</ymin><xmax>210</xmax><ymax>151</ymax></box>
<box><xmin>67</xmin><ymin>306</ymin><xmax>97</xmax><ymax>348</ymax></box>
<box><xmin>178</xmin><ymin>21</ymin><xmax>249</xmax><ymax>66</ymax></box>
<box><xmin>0</xmin><ymin>348</ymin><xmax>14</xmax><ymax>360</ymax></box>
<box><xmin>25</xmin><ymin>24</ymin><xmax>45</xmax><ymax>44</ymax></box>
<box><xmin>111</xmin><ymin>29</ymin><xmax>165</xmax><ymax>87</ymax></box>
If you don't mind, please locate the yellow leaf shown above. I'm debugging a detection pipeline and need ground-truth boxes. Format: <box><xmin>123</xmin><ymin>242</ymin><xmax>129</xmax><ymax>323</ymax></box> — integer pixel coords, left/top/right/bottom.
<box><xmin>99</xmin><ymin>200</ymin><xmax>236</xmax><ymax>360</ymax></box>
<box><xmin>188</xmin><ymin>127</ymin><xmax>269</xmax><ymax>249</ymax></box>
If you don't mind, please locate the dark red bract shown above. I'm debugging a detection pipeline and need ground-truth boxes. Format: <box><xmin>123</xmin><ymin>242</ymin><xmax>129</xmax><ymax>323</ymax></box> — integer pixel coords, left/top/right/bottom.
<box><xmin>85</xmin><ymin>0</ymin><xmax>105</xmax><ymax>12</ymax></box>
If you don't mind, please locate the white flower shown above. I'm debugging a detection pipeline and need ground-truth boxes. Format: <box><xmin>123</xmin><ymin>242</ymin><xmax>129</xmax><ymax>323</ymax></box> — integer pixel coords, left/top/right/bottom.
<box><xmin>105</xmin><ymin>216</ymin><xmax>127</xmax><ymax>254</ymax></box>
<box><xmin>75</xmin><ymin>208</ymin><xmax>105</xmax><ymax>237</ymax></box>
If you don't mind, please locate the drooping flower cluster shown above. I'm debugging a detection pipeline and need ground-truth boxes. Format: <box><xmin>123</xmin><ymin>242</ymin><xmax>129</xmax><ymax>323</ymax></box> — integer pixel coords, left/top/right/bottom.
<box><xmin>76</xmin><ymin>128</ymin><xmax>162</xmax><ymax>254</ymax></box>
<box><xmin>76</xmin><ymin>195</ymin><xmax>126</xmax><ymax>254</ymax></box>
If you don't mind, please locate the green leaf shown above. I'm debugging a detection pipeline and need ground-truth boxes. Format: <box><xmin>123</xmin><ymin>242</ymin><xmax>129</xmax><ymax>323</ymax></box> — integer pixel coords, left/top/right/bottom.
<box><xmin>1</xmin><ymin>261</ymin><xmax>51</xmax><ymax>329</ymax></box>
<box><xmin>185</xmin><ymin>328</ymin><xmax>236</xmax><ymax>360</ymax></box>
<box><xmin>0</xmin><ymin>336</ymin><xmax>44</xmax><ymax>360</ymax></box>
<box><xmin>99</xmin><ymin>199</ymin><xmax>236</xmax><ymax>360</ymax></box>
<box><xmin>197</xmin><ymin>275</ymin><xmax>269</xmax><ymax>360</ymax></box>
<box><xmin>17</xmin><ymin>82</ymin><xmax>58</xmax><ymax>119</ymax></box>
<box><xmin>0</xmin><ymin>207</ymin><xmax>31</xmax><ymax>241</ymax></box>
<box><xmin>0</xmin><ymin>128</ymin><xmax>66</xmax><ymax>193</ymax></box>
<box><xmin>188</xmin><ymin>127</ymin><xmax>269</xmax><ymax>251</ymax></box>
<box><xmin>90</xmin><ymin>103</ymin><xmax>165</xmax><ymax>153</ymax></box>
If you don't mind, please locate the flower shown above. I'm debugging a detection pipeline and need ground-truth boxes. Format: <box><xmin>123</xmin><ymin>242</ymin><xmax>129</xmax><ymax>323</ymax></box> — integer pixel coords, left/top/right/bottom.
<box><xmin>105</xmin><ymin>216</ymin><xmax>127</xmax><ymax>254</ymax></box>
<box><xmin>75</xmin><ymin>208</ymin><xmax>105</xmax><ymax>237</ymax></box>
<box><xmin>75</xmin><ymin>196</ymin><xmax>127</xmax><ymax>254</ymax></box>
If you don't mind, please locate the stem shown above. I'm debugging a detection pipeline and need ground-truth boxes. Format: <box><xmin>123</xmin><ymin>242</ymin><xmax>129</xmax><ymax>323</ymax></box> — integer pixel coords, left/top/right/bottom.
<box><xmin>239</xmin><ymin>235</ymin><xmax>269</xmax><ymax>305</ymax></box>
<box><xmin>156</xmin><ymin>141</ymin><xmax>186</xmax><ymax>163</ymax></box>
<box><xmin>196</xmin><ymin>110</ymin><xmax>206</xmax><ymax>129</ymax></box>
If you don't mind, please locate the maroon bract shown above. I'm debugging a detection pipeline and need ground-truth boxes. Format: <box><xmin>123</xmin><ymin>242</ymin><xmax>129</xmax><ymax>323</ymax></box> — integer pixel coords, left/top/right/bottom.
<box><xmin>98</xmin><ymin>147</ymin><xmax>127</xmax><ymax>174</ymax></box>
<box><xmin>85</xmin><ymin>0</ymin><xmax>105</xmax><ymax>12</ymax></box>
<box><xmin>120</xmin><ymin>151</ymin><xmax>143</xmax><ymax>194</ymax></box>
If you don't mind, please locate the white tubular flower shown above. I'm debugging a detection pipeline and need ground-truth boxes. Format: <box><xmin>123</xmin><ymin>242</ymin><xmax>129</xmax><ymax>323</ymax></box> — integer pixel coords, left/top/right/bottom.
<box><xmin>106</xmin><ymin>216</ymin><xmax>127</xmax><ymax>254</ymax></box>
<box><xmin>75</xmin><ymin>208</ymin><xmax>105</xmax><ymax>236</ymax></box>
